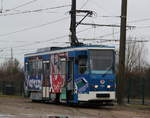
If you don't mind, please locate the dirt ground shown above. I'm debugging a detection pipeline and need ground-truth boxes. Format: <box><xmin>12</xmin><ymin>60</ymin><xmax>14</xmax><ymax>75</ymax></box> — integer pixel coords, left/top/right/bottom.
<box><xmin>0</xmin><ymin>96</ymin><xmax>149</xmax><ymax>118</ymax></box>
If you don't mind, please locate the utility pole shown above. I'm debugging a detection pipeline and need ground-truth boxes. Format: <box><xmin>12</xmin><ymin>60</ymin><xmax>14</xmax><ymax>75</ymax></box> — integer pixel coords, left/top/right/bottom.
<box><xmin>0</xmin><ymin>0</ymin><xmax>3</xmax><ymax>13</ymax></box>
<box><xmin>70</xmin><ymin>0</ymin><xmax>93</xmax><ymax>46</ymax></box>
<box><xmin>70</xmin><ymin>0</ymin><xmax>78</xmax><ymax>46</ymax></box>
<box><xmin>117</xmin><ymin>0</ymin><xmax>128</xmax><ymax>105</ymax></box>
<box><xmin>10</xmin><ymin>48</ymin><xmax>14</xmax><ymax>70</ymax></box>
<box><xmin>11</xmin><ymin>48</ymin><xmax>13</xmax><ymax>61</ymax></box>
<box><xmin>10</xmin><ymin>48</ymin><xmax>13</xmax><ymax>81</ymax></box>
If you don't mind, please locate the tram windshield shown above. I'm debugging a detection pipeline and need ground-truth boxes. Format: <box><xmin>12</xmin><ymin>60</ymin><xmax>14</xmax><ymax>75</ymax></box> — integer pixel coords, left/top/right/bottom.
<box><xmin>90</xmin><ymin>50</ymin><xmax>114</xmax><ymax>74</ymax></box>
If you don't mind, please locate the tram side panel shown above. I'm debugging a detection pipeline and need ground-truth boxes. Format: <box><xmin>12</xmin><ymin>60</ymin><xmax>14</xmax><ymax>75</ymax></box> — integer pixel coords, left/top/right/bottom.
<box><xmin>49</xmin><ymin>53</ymin><xmax>67</xmax><ymax>102</ymax></box>
<box><xmin>42</xmin><ymin>54</ymin><xmax>50</xmax><ymax>100</ymax></box>
<box><xmin>24</xmin><ymin>56</ymin><xmax>43</xmax><ymax>101</ymax></box>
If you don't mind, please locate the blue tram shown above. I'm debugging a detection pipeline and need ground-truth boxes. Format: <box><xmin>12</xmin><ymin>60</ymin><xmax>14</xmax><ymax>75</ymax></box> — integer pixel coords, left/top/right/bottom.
<box><xmin>24</xmin><ymin>45</ymin><xmax>116</xmax><ymax>104</ymax></box>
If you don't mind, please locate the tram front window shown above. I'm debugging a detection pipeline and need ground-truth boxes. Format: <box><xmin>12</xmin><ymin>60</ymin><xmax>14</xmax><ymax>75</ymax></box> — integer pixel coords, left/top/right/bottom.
<box><xmin>90</xmin><ymin>50</ymin><xmax>114</xmax><ymax>74</ymax></box>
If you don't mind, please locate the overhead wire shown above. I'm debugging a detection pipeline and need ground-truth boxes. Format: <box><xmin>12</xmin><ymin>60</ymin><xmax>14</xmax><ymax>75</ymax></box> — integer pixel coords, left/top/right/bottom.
<box><xmin>80</xmin><ymin>0</ymin><xmax>89</xmax><ymax>9</ymax></box>
<box><xmin>0</xmin><ymin>39</ymin><xmax>27</xmax><ymax>43</ymax></box>
<box><xmin>129</xmin><ymin>18</ymin><xmax>150</xmax><ymax>28</ymax></box>
<box><xmin>78</xmin><ymin>17</ymin><xmax>150</xmax><ymax>39</ymax></box>
<box><xmin>3</xmin><ymin>27</ymin><xmax>93</xmax><ymax>50</ymax></box>
<box><xmin>97</xmin><ymin>15</ymin><xmax>120</xmax><ymax>18</ymax></box>
<box><xmin>2</xmin><ymin>2</ymin><xmax>150</xmax><ymax>57</ymax></box>
<box><xmin>0</xmin><ymin>1</ymin><xmax>125</xmax><ymax>61</ymax></box>
<box><xmin>135</xmin><ymin>26</ymin><xmax>150</xmax><ymax>29</ymax></box>
<box><xmin>2</xmin><ymin>2</ymin><xmax>149</xmax><ymax>40</ymax></box>
<box><xmin>0</xmin><ymin>40</ymin><xmax>26</xmax><ymax>43</ymax></box>
<box><xmin>3</xmin><ymin>0</ymin><xmax>38</xmax><ymax>13</ymax></box>
<box><xmin>0</xmin><ymin>16</ymin><xmax>69</xmax><ymax>38</ymax></box>
<box><xmin>92</xmin><ymin>0</ymin><xmax>116</xmax><ymax>16</ymax></box>
<box><xmin>128</xmin><ymin>17</ymin><xmax>150</xmax><ymax>23</ymax></box>
<box><xmin>97</xmin><ymin>31</ymin><xmax>120</xmax><ymax>38</ymax></box>
<box><xmin>0</xmin><ymin>26</ymin><xmax>94</xmax><ymax>51</ymax></box>
<box><xmin>13</xmin><ymin>35</ymin><xmax>69</xmax><ymax>49</ymax></box>
<box><xmin>0</xmin><ymin>4</ymin><xmax>71</xmax><ymax>16</ymax></box>
<box><xmin>126</xmin><ymin>18</ymin><xmax>150</xmax><ymax>30</ymax></box>
<box><xmin>0</xmin><ymin>26</ymin><xmax>100</xmax><ymax>52</ymax></box>
<box><xmin>95</xmin><ymin>27</ymin><xmax>133</xmax><ymax>39</ymax></box>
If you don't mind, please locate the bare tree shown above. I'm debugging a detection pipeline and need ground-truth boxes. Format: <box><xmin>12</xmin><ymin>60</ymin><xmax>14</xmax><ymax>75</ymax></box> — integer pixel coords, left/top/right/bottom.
<box><xmin>0</xmin><ymin>58</ymin><xmax>20</xmax><ymax>72</ymax></box>
<box><xmin>0</xmin><ymin>58</ymin><xmax>24</xmax><ymax>95</ymax></box>
<box><xmin>125</xmin><ymin>36</ymin><xmax>146</xmax><ymax>73</ymax></box>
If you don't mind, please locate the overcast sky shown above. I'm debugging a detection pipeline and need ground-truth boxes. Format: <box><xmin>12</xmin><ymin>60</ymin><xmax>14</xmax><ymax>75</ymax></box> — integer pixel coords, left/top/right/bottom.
<box><xmin>0</xmin><ymin>0</ymin><xmax>150</xmax><ymax>65</ymax></box>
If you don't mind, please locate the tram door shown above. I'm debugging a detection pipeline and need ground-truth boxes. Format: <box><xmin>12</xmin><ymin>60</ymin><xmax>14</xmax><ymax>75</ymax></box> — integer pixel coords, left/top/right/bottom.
<box><xmin>67</xmin><ymin>58</ymin><xmax>74</xmax><ymax>102</ymax></box>
<box><xmin>42</xmin><ymin>61</ymin><xmax>50</xmax><ymax>99</ymax></box>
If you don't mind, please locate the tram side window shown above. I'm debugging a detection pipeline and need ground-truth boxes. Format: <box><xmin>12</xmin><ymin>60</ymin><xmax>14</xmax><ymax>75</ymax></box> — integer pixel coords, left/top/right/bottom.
<box><xmin>28</xmin><ymin>61</ymin><xmax>34</xmax><ymax>75</ymax></box>
<box><xmin>25</xmin><ymin>62</ymin><xmax>29</xmax><ymax>73</ymax></box>
<box><xmin>37</xmin><ymin>60</ymin><xmax>43</xmax><ymax>74</ymax></box>
<box><xmin>43</xmin><ymin>62</ymin><xmax>50</xmax><ymax>75</ymax></box>
<box><xmin>78</xmin><ymin>56</ymin><xmax>88</xmax><ymax>74</ymax></box>
<box><xmin>60</xmin><ymin>61</ymin><xmax>66</xmax><ymax>75</ymax></box>
<box><xmin>31</xmin><ymin>60</ymin><xmax>37</xmax><ymax>76</ymax></box>
<box><xmin>28</xmin><ymin>59</ymin><xmax>43</xmax><ymax>76</ymax></box>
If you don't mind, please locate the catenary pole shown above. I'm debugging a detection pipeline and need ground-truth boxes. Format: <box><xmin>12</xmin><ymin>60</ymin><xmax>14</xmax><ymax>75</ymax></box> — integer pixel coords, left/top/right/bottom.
<box><xmin>70</xmin><ymin>0</ymin><xmax>77</xmax><ymax>46</ymax></box>
<box><xmin>117</xmin><ymin>0</ymin><xmax>128</xmax><ymax>105</ymax></box>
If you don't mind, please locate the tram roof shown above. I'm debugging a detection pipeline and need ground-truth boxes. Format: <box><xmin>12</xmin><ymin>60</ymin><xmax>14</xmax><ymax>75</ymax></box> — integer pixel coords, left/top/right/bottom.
<box><xmin>24</xmin><ymin>45</ymin><xmax>115</xmax><ymax>57</ymax></box>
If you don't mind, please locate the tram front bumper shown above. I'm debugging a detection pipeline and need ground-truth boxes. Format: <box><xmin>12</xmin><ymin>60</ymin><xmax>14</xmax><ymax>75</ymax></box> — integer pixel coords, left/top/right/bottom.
<box><xmin>78</xmin><ymin>91</ymin><xmax>115</xmax><ymax>102</ymax></box>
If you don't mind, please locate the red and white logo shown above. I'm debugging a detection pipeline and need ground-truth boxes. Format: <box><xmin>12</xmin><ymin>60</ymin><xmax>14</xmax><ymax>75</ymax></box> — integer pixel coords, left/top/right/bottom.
<box><xmin>100</xmin><ymin>80</ymin><xmax>105</xmax><ymax>84</ymax></box>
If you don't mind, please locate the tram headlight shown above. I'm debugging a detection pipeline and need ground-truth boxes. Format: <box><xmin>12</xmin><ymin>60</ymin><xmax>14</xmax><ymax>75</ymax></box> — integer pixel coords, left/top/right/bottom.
<box><xmin>107</xmin><ymin>85</ymin><xmax>111</xmax><ymax>88</ymax></box>
<box><xmin>94</xmin><ymin>85</ymin><xmax>99</xmax><ymax>88</ymax></box>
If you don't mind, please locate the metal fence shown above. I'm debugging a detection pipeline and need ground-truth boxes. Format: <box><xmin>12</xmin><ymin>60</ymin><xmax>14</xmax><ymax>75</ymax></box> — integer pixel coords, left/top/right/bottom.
<box><xmin>0</xmin><ymin>80</ymin><xmax>24</xmax><ymax>96</ymax></box>
<box><xmin>125</xmin><ymin>76</ymin><xmax>150</xmax><ymax>105</ymax></box>
<box><xmin>0</xmin><ymin>74</ymin><xmax>149</xmax><ymax>105</ymax></box>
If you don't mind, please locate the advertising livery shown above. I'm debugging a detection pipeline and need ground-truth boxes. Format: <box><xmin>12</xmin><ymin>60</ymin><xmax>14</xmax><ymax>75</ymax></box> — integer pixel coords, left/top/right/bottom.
<box><xmin>24</xmin><ymin>46</ymin><xmax>116</xmax><ymax>105</ymax></box>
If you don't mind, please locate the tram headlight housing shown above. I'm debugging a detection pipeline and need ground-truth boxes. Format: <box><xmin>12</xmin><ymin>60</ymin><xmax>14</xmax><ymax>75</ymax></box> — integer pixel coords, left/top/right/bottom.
<box><xmin>107</xmin><ymin>85</ymin><xmax>111</xmax><ymax>88</ymax></box>
<box><xmin>94</xmin><ymin>85</ymin><xmax>99</xmax><ymax>88</ymax></box>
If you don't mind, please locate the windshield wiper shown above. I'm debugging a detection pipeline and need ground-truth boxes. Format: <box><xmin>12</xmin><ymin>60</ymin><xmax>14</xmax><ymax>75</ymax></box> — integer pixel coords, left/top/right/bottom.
<box><xmin>102</xmin><ymin>65</ymin><xmax>113</xmax><ymax>77</ymax></box>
